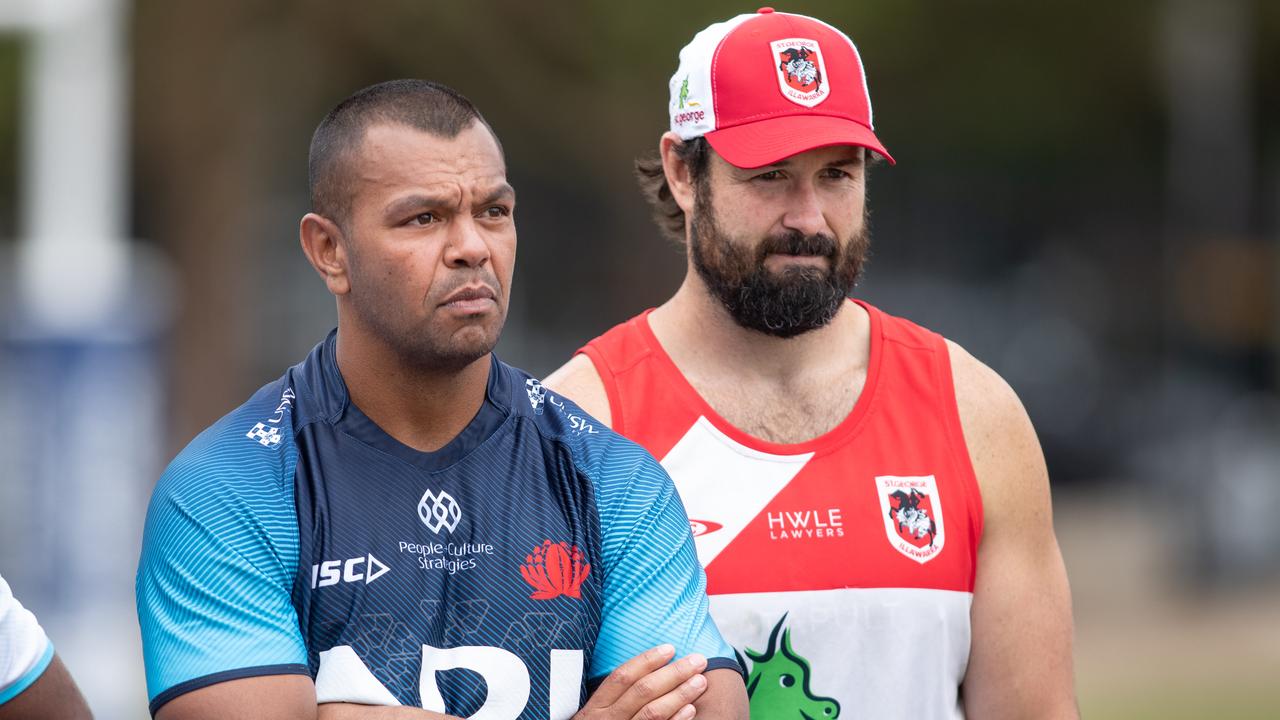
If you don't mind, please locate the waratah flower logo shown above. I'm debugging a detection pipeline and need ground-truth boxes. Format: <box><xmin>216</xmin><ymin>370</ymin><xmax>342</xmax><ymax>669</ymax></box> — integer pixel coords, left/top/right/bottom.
<box><xmin>519</xmin><ymin>540</ymin><xmax>591</xmax><ymax>600</ymax></box>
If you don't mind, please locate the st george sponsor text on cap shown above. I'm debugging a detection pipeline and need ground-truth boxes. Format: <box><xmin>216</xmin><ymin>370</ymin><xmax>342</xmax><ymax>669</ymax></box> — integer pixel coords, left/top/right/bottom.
<box><xmin>668</xmin><ymin>7</ymin><xmax>895</xmax><ymax>168</ymax></box>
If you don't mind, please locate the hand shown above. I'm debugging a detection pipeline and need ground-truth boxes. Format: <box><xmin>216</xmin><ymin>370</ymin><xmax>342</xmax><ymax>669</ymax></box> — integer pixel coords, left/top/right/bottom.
<box><xmin>573</xmin><ymin>645</ymin><xmax>708</xmax><ymax>720</ymax></box>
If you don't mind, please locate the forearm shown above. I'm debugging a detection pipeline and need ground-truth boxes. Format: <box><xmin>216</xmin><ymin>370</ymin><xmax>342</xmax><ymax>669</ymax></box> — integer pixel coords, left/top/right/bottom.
<box><xmin>318</xmin><ymin>704</ymin><xmax>461</xmax><ymax>720</ymax></box>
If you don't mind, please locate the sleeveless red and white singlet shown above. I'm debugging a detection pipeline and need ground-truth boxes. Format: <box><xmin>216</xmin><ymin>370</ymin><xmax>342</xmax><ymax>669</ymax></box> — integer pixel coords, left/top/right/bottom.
<box><xmin>578</xmin><ymin>300</ymin><xmax>982</xmax><ymax>719</ymax></box>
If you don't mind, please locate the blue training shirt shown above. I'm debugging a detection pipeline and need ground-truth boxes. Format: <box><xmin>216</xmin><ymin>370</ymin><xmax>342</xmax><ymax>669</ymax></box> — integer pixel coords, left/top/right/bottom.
<box><xmin>136</xmin><ymin>331</ymin><xmax>736</xmax><ymax>718</ymax></box>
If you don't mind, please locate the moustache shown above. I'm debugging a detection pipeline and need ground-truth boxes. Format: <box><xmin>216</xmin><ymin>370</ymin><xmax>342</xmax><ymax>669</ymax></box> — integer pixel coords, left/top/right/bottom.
<box><xmin>434</xmin><ymin>271</ymin><xmax>502</xmax><ymax>300</ymax></box>
<box><xmin>756</xmin><ymin>230</ymin><xmax>838</xmax><ymax>261</ymax></box>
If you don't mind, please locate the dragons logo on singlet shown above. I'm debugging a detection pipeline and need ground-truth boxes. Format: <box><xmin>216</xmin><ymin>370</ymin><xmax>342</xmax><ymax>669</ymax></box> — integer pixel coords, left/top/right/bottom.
<box><xmin>888</xmin><ymin>489</ymin><xmax>937</xmax><ymax>546</ymax></box>
<box><xmin>735</xmin><ymin>615</ymin><xmax>839</xmax><ymax>719</ymax></box>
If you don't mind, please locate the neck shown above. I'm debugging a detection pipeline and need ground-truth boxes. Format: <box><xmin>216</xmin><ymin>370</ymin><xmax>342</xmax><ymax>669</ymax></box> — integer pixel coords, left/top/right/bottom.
<box><xmin>335</xmin><ymin>320</ymin><xmax>490</xmax><ymax>453</ymax></box>
<box><xmin>650</xmin><ymin>267</ymin><xmax>869</xmax><ymax>386</ymax></box>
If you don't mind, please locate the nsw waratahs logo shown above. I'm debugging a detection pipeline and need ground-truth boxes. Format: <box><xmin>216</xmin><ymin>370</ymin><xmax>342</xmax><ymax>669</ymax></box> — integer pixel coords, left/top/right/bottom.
<box><xmin>771</xmin><ymin>38</ymin><xmax>830</xmax><ymax>107</ymax></box>
<box><xmin>875</xmin><ymin>475</ymin><xmax>946</xmax><ymax>563</ymax></box>
<box><xmin>735</xmin><ymin>615</ymin><xmax>840</xmax><ymax>719</ymax></box>
<box><xmin>520</xmin><ymin>540</ymin><xmax>591</xmax><ymax>600</ymax></box>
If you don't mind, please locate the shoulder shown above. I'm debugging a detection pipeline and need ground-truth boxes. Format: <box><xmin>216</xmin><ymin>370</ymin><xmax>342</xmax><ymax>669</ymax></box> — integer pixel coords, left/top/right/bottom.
<box><xmin>543</xmin><ymin>354</ymin><xmax>611</xmax><ymax>426</ymax></box>
<box><xmin>543</xmin><ymin>311</ymin><xmax>661</xmax><ymax>426</ymax></box>
<box><xmin>944</xmin><ymin>338</ymin><xmax>1050</xmax><ymax>533</ymax></box>
<box><xmin>160</xmin><ymin>378</ymin><xmax>300</xmax><ymax>495</ymax></box>
<box><xmin>144</xmin><ymin>375</ymin><xmax>305</xmax><ymax>562</ymax></box>
<box><xmin>506</xmin><ymin>362</ymin><xmax>671</xmax><ymax>511</ymax></box>
<box><xmin>946</xmin><ymin>340</ymin><xmax>1039</xmax><ymax>467</ymax></box>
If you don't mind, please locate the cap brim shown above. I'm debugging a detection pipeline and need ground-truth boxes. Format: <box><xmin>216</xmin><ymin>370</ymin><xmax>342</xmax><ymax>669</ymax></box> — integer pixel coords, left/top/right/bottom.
<box><xmin>705</xmin><ymin>114</ymin><xmax>895</xmax><ymax>168</ymax></box>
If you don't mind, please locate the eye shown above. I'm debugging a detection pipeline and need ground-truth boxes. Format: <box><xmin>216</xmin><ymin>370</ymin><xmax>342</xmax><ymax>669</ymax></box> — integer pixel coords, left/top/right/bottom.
<box><xmin>408</xmin><ymin>212</ymin><xmax>438</xmax><ymax>226</ymax></box>
<box><xmin>754</xmin><ymin>170</ymin><xmax>783</xmax><ymax>182</ymax></box>
<box><xmin>481</xmin><ymin>206</ymin><xmax>511</xmax><ymax>219</ymax></box>
<box><xmin>779</xmin><ymin>674</ymin><xmax>795</xmax><ymax>688</ymax></box>
<box><xmin>820</xmin><ymin>167</ymin><xmax>852</xmax><ymax>180</ymax></box>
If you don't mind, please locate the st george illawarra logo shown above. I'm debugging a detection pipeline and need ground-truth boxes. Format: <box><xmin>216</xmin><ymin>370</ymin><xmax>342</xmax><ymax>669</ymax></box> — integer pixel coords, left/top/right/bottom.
<box><xmin>874</xmin><ymin>475</ymin><xmax>946</xmax><ymax>563</ymax></box>
<box><xmin>771</xmin><ymin>38</ymin><xmax>830</xmax><ymax>108</ymax></box>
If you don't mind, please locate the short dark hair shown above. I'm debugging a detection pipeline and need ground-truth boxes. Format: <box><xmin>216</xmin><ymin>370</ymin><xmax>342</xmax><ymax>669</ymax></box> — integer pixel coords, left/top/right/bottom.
<box><xmin>308</xmin><ymin>79</ymin><xmax>501</xmax><ymax>227</ymax></box>
<box><xmin>634</xmin><ymin>137</ymin><xmax>711</xmax><ymax>243</ymax></box>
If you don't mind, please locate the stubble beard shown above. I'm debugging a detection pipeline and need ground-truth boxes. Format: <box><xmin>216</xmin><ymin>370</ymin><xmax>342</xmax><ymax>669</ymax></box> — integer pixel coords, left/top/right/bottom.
<box><xmin>345</xmin><ymin>249</ymin><xmax>505</xmax><ymax>374</ymax></box>
<box><xmin>689</xmin><ymin>182</ymin><xmax>870</xmax><ymax>339</ymax></box>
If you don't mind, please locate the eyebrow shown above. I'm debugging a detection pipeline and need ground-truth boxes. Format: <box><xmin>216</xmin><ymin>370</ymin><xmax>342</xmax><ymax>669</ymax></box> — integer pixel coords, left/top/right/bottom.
<box><xmin>384</xmin><ymin>193</ymin><xmax>455</xmax><ymax>220</ymax></box>
<box><xmin>382</xmin><ymin>183</ymin><xmax>514</xmax><ymax>220</ymax></box>
<box><xmin>476</xmin><ymin>183</ymin><xmax>516</xmax><ymax>207</ymax></box>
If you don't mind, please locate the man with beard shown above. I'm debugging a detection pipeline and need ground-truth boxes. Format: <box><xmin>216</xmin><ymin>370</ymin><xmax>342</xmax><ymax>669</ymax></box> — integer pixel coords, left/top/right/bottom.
<box><xmin>545</xmin><ymin>9</ymin><xmax>1077</xmax><ymax>719</ymax></box>
<box><xmin>136</xmin><ymin>80</ymin><xmax>747</xmax><ymax>720</ymax></box>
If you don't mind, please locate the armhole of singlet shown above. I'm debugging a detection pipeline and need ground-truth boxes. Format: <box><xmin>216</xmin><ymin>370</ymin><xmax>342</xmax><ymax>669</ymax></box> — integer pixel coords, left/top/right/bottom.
<box><xmin>933</xmin><ymin>334</ymin><xmax>986</xmax><ymax>568</ymax></box>
<box><xmin>577</xmin><ymin>344</ymin><xmax>627</xmax><ymax>437</ymax></box>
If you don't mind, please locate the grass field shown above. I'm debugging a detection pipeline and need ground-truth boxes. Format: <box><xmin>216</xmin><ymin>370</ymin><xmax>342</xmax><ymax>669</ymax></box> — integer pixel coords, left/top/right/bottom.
<box><xmin>1058</xmin><ymin>491</ymin><xmax>1280</xmax><ymax>719</ymax></box>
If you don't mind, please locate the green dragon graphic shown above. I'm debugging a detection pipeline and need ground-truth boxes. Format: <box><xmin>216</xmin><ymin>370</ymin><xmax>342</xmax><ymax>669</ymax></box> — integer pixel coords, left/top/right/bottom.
<box><xmin>679</xmin><ymin>76</ymin><xmax>690</xmax><ymax>109</ymax></box>
<box><xmin>735</xmin><ymin>614</ymin><xmax>840</xmax><ymax>719</ymax></box>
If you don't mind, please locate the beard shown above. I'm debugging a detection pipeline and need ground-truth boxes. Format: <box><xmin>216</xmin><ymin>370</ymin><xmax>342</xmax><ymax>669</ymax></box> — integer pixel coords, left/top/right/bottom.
<box><xmin>689</xmin><ymin>185</ymin><xmax>869</xmax><ymax>339</ymax></box>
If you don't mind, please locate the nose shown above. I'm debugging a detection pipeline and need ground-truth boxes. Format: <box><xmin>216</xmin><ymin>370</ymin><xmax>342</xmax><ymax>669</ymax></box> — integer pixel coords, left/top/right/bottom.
<box><xmin>781</xmin><ymin>181</ymin><xmax>829</xmax><ymax>239</ymax></box>
<box><xmin>443</xmin><ymin>215</ymin><xmax>490</xmax><ymax>269</ymax></box>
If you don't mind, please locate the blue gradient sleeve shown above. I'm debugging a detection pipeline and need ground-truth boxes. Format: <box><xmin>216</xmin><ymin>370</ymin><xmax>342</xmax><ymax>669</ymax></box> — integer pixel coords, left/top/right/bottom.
<box><xmin>136</xmin><ymin>414</ymin><xmax>308</xmax><ymax>714</ymax></box>
<box><xmin>584</xmin><ymin>437</ymin><xmax>737</xmax><ymax>681</ymax></box>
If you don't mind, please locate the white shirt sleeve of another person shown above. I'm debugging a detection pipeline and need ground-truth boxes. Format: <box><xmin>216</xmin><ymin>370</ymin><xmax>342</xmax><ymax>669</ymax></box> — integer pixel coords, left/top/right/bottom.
<box><xmin>0</xmin><ymin>574</ymin><xmax>54</xmax><ymax>706</ymax></box>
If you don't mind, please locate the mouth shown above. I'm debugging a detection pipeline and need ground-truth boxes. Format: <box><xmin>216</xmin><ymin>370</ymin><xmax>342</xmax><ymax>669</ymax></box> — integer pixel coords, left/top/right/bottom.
<box><xmin>763</xmin><ymin>253</ymin><xmax>829</xmax><ymax>270</ymax></box>
<box><xmin>440</xmin><ymin>284</ymin><xmax>498</xmax><ymax>313</ymax></box>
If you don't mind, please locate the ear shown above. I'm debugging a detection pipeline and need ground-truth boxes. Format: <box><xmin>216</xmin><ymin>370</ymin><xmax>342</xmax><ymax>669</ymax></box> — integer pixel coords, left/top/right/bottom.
<box><xmin>659</xmin><ymin>131</ymin><xmax>697</xmax><ymax>216</ymax></box>
<box><xmin>299</xmin><ymin>212</ymin><xmax>351</xmax><ymax>296</ymax></box>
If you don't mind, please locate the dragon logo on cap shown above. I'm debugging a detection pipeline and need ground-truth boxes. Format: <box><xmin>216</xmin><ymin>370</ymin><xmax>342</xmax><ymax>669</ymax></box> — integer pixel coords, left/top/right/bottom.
<box><xmin>770</xmin><ymin>38</ymin><xmax>830</xmax><ymax>107</ymax></box>
<box><xmin>779</xmin><ymin>47</ymin><xmax>822</xmax><ymax>92</ymax></box>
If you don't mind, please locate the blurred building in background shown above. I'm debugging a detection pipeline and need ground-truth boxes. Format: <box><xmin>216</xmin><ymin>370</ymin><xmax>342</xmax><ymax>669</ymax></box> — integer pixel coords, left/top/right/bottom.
<box><xmin>0</xmin><ymin>0</ymin><xmax>1277</xmax><ymax>717</ymax></box>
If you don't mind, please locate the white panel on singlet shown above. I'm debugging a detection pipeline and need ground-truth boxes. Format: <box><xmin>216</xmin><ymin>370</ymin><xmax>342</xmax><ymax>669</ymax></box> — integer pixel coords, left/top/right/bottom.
<box><xmin>660</xmin><ymin>416</ymin><xmax>813</xmax><ymax>567</ymax></box>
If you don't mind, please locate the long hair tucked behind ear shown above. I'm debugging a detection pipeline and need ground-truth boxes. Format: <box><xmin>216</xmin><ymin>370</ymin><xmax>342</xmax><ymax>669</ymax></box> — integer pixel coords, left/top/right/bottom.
<box><xmin>634</xmin><ymin>136</ymin><xmax>710</xmax><ymax>243</ymax></box>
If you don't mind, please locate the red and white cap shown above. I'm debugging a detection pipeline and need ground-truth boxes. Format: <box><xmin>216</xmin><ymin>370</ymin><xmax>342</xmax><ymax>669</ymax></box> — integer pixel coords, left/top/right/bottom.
<box><xmin>668</xmin><ymin>7</ymin><xmax>894</xmax><ymax>168</ymax></box>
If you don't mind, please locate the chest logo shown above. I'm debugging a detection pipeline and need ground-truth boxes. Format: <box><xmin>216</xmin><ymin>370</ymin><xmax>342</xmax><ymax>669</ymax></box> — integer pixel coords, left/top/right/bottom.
<box><xmin>736</xmin><ymin>614</ymin><xmax>840</xmax><ymax>719</ymax></box>
<box><xmin>417</xmin><ymin>489</ymin><xmax>462</xmax><ymax>534</ymax></box>
<box><xmin>875</xmin><ymin>475</ymin><xmax>946</xmax><ymax>563</ymax></box>
<box><xmin>520</xmin><ymin>540</ymin><xmax>591</xmax><ymax>600</ymax></box>
<box><xmin>689</xmin><ymin>519</ymin><xmax>723</xmax><ymax>537</ymax></box>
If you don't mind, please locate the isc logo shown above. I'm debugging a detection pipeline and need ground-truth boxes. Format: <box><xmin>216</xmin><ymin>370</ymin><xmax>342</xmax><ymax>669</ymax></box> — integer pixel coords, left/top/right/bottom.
<box><xmin>316</xmin><ymin>644</ymin><xmax>583</xmax><ymax>720</ymax></box>
<box><xmin>311</xmin><ymin>554</ymin><xmax>390</xmax><ymax>588</ymax></box>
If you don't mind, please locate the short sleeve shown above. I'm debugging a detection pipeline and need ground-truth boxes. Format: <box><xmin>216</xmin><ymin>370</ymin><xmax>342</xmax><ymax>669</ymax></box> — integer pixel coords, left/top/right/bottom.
<box><xmin>586</xmin><ymin>439</ymin><xmax>739</xmax><ymax>681</ymax></box>
<box><xmin>0</xmin><ymin>574</ymin><xmax>54</xmax><ymax>706</ymax></box>
<box><xmin>136</xmin><ymin>427</ymin><xmax>309</xmax><ymax>716</ymax></box>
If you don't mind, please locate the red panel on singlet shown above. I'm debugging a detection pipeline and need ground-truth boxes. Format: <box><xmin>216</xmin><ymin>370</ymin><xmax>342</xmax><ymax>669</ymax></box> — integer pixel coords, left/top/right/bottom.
<box><xmin>578</xmin><ymin>300</ymin><xmax>983</xmax><ymax>595</ymax></box>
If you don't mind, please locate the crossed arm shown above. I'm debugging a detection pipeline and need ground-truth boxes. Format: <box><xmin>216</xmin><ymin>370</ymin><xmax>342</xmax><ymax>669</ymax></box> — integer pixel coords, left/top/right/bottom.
<box><xmin>155</xmin><ymin>646</ymin><xmax>745</xmax><ymax>720</ymax></box>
